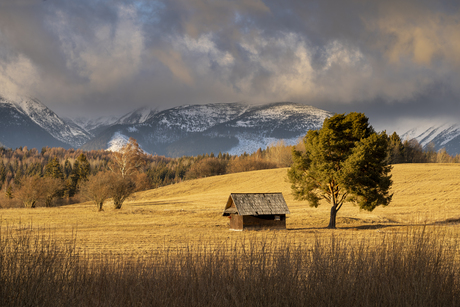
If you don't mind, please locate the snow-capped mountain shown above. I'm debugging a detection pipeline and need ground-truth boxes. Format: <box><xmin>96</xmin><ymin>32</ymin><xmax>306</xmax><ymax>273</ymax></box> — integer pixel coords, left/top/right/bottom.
<box><xmin>114</xmin><ymin>106</ymin><xmax>159</xmax><ymax>125</ymax></box>
<box><xmin>69</xmin><ymin>116</ymin><xmax>119</xmax><ymax>136</ymax></box>
<box><xmin>81</xmin><ymin>102</ymin><xmax>332</xmax><ymax>157</ymax></box>
<box><xmin>0</xmin><ymin>96</ymin><xmax>92</xmax><ymax>149</ymax></box>
<box><xmin>401</xmin><ymin>122</ymin><xmax>460</xmax><ymax>156</ymax></box>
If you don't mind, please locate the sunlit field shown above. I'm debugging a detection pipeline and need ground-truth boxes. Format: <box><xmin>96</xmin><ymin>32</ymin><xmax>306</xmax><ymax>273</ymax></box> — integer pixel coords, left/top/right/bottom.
<box><xmin>2</xmin><ymin>163</ymin><xmax>460</xmax><ymax>306</ymax></box>
<box><xmin>1</xmin><ymin>163</ymin><xmax>460</xmax><ymax>255</ymax></box>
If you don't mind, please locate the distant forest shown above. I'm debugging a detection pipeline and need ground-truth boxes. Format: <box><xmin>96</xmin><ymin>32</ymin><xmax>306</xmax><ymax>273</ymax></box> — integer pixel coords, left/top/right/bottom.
<box><xmin>0</xmin><ymin>132</ymin><xmax>459</xmax><ymax>208</ymax></box>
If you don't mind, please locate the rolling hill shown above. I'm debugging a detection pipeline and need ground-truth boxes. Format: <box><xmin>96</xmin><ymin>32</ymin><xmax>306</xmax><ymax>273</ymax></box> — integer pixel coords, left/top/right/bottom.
<box><xmin>1</xmin><ymin>164</ymin><xmax>460</xmax><ymax>255</ymax></box>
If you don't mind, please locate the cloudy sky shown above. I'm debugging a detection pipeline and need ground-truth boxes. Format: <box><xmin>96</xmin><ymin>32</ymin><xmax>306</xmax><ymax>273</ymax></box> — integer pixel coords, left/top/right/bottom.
<box><xmin>1</xmin><ymin>0</ymin><xmax>459</xmax><ymax>132</ymax></box>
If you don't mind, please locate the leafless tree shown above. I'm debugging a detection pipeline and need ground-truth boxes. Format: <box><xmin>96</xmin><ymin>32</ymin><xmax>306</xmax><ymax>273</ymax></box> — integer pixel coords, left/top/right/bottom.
<box><xmin>80</xmin><ymin>172</ymin><xmax>113</xmax><ymax>211</ymax></box>
<box><xmin>108</xmin><ymin>138</ymin><xmax>146</xmax><ymax>178</ymax></box>
<box><xmin>42</xmin><ymin>177</ymin><xmax>65</xmax><ymax>207</ymax></box>
<box><xmin>107</xmin><ymin>138</ymin><xmax>147</xmax><ymax>209</ymax></box>
<box><xmin>15</xmin><ymin>176</ymin><xmax>42</xmax><ymax>208</ymax></box>
<box><xmin>108</xmin><ymin>174</ymin><xmax>136</xmax><ymax>209</ymax></box>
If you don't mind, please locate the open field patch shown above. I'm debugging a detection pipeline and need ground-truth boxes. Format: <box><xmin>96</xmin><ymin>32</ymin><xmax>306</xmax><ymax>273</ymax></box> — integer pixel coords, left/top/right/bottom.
<box><xmin>1</xmin><ymin>164</ymin><xmax>460</xmax><ymax>255</ymax></box>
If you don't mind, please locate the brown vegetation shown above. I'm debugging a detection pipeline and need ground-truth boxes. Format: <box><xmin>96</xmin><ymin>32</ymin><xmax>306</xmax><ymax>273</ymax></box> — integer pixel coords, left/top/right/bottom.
<box><xmin>80</xmin><ymin>172</ymin><xmax>112</xmax><ymax>211</ymax></box>
<box><xmin>0</xmin><ymin>140</ymin><xmax>294</xmax><ymax>208</ymax></box>
<box><xmin>0</xmin><ymin>223</ymin><xmax>458</xmax><ymax>306</ymax></box>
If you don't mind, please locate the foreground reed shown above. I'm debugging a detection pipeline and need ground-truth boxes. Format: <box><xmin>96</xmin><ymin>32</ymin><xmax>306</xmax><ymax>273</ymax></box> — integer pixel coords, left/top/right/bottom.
<box><xmin>1</xmin><ymin>224</ymin><xmax>458</xmax><ymax>306</ymax></box>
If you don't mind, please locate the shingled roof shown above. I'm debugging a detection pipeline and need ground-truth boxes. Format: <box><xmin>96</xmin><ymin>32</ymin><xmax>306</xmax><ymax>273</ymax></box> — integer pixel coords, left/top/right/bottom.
<box><xmin>222</xmin><ymin>193</ymin><xmax>290</xmax><ymax>216</ymax></box>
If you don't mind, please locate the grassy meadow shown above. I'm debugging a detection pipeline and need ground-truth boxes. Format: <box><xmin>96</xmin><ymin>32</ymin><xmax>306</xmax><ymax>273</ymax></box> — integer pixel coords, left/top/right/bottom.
<box><xmin>1</xmin><ymin>163</ymin><xmax>460</xmax><ymax>255</ymax></box>
<box><xmin>1</xmin><ymin>163</ymin><xmax>460</xmax><ymax>306</ymax></box>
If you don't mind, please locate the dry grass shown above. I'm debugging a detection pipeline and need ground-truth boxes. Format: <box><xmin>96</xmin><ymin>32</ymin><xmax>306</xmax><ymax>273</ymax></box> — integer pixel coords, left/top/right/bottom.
<box><xmin>2</xmin><ymin>164</ymin><xmax>460</xmax><ymax>306</ymax></box>
<box><xmin>1</xmin><ymin>164</ymin><xmax>460</xmax><ymax>255</ymax></box>
<box><xmin>1</xmin><ymin>224</ymin><xmax>458</xmax><ymax>306</ymax></box>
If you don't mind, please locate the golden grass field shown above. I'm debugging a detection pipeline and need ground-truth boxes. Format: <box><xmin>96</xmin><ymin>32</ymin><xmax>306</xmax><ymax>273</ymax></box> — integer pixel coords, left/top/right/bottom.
<box><xmin>1</xmin><ymin>163</ymin><xmax>460</xmax><ymax>256</ymax></box>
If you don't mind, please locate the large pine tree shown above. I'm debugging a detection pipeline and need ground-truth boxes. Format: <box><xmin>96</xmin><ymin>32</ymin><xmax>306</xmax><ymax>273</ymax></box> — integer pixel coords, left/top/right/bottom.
<box><xmin>288</xmin><ymin>113</ymin><xmax>393</xmax><ymax>229</ymax></box>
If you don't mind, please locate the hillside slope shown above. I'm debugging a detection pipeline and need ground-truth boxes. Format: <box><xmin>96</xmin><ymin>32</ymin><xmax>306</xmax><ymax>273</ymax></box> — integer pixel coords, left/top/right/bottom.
<box><xmin>2</xmin><ymin>164</ymin><xmax>459</xmax><ymax>255</ymax></box>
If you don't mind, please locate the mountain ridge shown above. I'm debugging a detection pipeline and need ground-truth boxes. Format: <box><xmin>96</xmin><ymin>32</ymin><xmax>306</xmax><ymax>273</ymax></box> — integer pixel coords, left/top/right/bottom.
<box><xmin>401</xmin><ymin>121</ymin><xmax>460</xmax><ymax>156</ymax></box>
<box><xmin>0</xmin><ymin>96</ymin><xmax>94</xmax><ymax>149</ymax></box>
<box><xmin>5</xmin><ymin>94</ymin><xmax>460</xmax><ymax>157</ymax></box>
<box><xmin>80</xmin><ymin>102</ymin><xmax>332</xmax><ymax>156</ymax></box>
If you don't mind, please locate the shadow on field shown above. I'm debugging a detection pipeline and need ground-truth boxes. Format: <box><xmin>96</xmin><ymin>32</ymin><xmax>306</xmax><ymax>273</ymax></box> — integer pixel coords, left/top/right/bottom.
<box><xmin>133</xmin><ymin>200</ymin><xmax>190</xmax><ymax>206</ymax></box>
<box><xmin>290</xmin><ymin>218</ymin><xmax>460</xmax><ymax>231</ymax></box>
<box><xmin>287</xmin><ymin>224</ymin><xmax>398</xmax><ymax>231</ymax></box>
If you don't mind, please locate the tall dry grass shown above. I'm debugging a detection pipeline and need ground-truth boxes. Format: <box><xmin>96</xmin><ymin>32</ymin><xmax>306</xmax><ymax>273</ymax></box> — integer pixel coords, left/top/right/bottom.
<box><xmin>1</xmin><ymin>223</ymin><xmax>459</xmax><ymax>306</ymax></box>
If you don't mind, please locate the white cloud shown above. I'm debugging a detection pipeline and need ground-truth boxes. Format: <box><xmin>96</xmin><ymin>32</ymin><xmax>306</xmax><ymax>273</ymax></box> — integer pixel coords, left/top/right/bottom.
<box><xmin>49</xmin><ymin>4</ymin><xmax>145</xmax><ymax>92</ymax></box>
<box><xmin>0</xmin><ymin>52</ymin><xmax>40</xmax><ymax>101</ymax></box>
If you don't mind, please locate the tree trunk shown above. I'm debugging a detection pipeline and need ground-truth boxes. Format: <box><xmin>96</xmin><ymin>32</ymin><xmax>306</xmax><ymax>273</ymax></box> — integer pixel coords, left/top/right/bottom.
<box><xmin>327</xmin><ymin>201</ymin><xmax>337</xmax><ymax>229</ymax></box>
<box><xmin>97</xmin><ymin>201</ymin><xmax>103</xmax><ymax>211</ymax></box>
<box><xmin>113</xmin><ymin>201</ymin><xmax>122</xmax><ymax>209</ymax></box>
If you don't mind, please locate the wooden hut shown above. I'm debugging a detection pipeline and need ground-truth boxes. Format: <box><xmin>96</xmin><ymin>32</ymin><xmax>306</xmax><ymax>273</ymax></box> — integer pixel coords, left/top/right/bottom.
<box><xmin>222</xmin><ymin>193</ymin><xmax>290</xmax><ymax>231</ymax></box>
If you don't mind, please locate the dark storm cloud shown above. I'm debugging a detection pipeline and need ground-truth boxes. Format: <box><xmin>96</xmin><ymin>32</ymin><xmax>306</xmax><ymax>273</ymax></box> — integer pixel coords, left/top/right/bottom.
<box><xmin>0</xmin><ymin>0</ymin><xmax>459</xmax><ymax>127</ymax></box>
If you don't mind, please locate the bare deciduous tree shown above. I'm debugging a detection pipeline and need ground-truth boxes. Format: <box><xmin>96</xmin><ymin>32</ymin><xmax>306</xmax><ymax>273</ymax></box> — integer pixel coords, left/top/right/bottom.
<box><xmin>80</xmin><ymin>172</ymin><xmax>112</xmax><ymax>211</ymax></box>
<box><xmin>108</xmin><ymin>138</ymin><xmax>146</xmax><ymax>178</ymax></box>
<box><xmin>15</xmin><ymin>176</ymin><xmax>42</xmax><ymax>208</ymax></box>
<box><xmin>16</xmin><ymin>176</ymin><xmax>64</xmax><ymax>208</ymax></box>
<box><xmin>107</xmin><ymin>138</ymin><xmax>147</xmax><ymax>209</ymax></box>
<box><xmin>41</xmin><ymin>177</ymin><xmax>65</xmax><ymax>207</ymax></box>
<box><xmin>109</xmin><ymin>175</ymin><xmax>136</xmax><ymax>209</ymax></box>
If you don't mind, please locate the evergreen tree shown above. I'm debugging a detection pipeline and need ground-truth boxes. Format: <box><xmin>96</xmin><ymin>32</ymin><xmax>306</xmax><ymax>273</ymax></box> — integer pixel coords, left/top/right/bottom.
<box><xmin>44</xmin><ymin>157</ymin><xmax>64</xmax><ymax>180</ymax></box>
<box><xmin>5</xmin><ymin>185</ymin><xmax>13</xmax><ymax>199</ymax></box>
<box><xmin>387</xmin><ymin>132</ymin><xmax>405</xmax><ymax>164</ymax></box>
<box><xmin>43</xmin><ymin>157</ymin><xmax>64</xmax><ymax>201</ymax></box>
<box><xmin>68</xmin><ymin>160</ymin><xmax>80</xmax><ymax>197</ymax></box>
<box><xmin>0</xmin><ymin>161</ymin><xmax>6</xmax><ymax>184</ymax></box>
<box><xmin>26</xmin><ymin>162</ymin><xmax>42</xmax><ymax>177</ymax></box>
<box><xmin>13</xmin><ymin>167</ymin><xmax>23</xmax><ymax>186</ymax></box>
<box><xmin>63</xmin><ymin>159</ymin><xmax>73</xmax><ymax>178</ymax></box>
<box><xmin>288</xmin><ymin>113</ymin><xmax>393</xmax><ymax>229</ymax></box>
<box><xmin>76</xmin><ymin>154</ymin><xmax>90</xmax><ymax>182</ymax></box>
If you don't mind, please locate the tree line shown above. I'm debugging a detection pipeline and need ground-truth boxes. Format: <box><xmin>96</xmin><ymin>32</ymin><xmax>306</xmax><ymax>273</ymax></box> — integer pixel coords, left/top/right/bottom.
<box><xmin>1</xmin><ymin>131</ymin><xmax>459</xmax><ymax>210</ymax></box>
<box><xmin>386</xmin><ymin>132</ymin><xmax>460</xmax><ymax>164</ymax></box>
<box><xmin>0</xmin><ymin>139</ymin><xmax>293</xmax><ymax>209</ymax></box>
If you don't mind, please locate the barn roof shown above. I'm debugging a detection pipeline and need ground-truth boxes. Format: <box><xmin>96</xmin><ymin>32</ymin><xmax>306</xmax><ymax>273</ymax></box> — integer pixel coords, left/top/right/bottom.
<box><xmin>222</xmin><ymin>193</ymin><xmax>290</xmax><ymax>216</ymax></box>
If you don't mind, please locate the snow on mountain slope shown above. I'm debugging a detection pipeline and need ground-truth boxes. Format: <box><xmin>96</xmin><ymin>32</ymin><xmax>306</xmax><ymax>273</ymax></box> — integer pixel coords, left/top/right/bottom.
<box><xmin>70</xmin><ymin>116</ymin><xmax>119</xmax><ymax>136</ymax></box>
<box><xmin>107</xmin><ymin>132</ymin><xmax>130</xmax><ymax>152</ymax></box>
<box><xmin>216</xmin><ymin>102</ymin><xmax>332</xmax><ymax>155</ymax></box>
<box><xmin>80</xmin><ymin>102</ymin><xmax>332</xmax><ymax>157</ymax></box>
<box><xmin>115</xmin><ymin>106</ymin><xmax>159</xmax><ymax>125</ymax></box>
<box><xmin>228</xmin><ymin>102</ymin><xmax>330</xmax><ymax>131</ymax></box>
<box><xmin>138</xmin><ymin>103</ymin><xmax>250</xmax><ymax>146</ymax></box>
<box><xmin>148</xmin><ymin>103</ymin><xmax>248</xmax><ymax>132</ymax></box>
<box><xmin>0</xmin><ymin>97</ymin><xmax>71</xmax><ymax>149</ymax></box>
<box><xmin>0</xmin><ymin>96</ymin><xmax>92</xmax><ymax>148</ymax></box>
<box><xmin>401</xmin><ymin>120</ymin><xmax>460</xmax><ymax>155</ymax></box>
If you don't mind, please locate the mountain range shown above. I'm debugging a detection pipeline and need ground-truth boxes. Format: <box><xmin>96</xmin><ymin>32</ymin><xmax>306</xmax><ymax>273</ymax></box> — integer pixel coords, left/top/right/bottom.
<box><xmin>1</xmin><ymin>95</ymin><xmax>460</xmax><ymax>156</ymax></box>
<box><xmin>79</xmin><ymin>102</ymin><xmax>332</xmax><ymax>156</ymax></box>
<box><xmin>0</xmin><ymin>96</ymin><xmax>92</xmax><ymax>149</ymax></box>
<box><xmin>401</xmin><ymin>122</ymin><xmax>460</xmax><ymax>156</ymax></box>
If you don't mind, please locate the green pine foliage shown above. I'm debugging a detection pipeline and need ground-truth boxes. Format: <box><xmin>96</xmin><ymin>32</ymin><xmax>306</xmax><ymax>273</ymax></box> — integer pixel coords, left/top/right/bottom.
<box><xmin>44</xmin><ymin>157</ymin><xmax>64</xmax><ymax>180</ymax></box>
<box><xmin>288</xmin><ymin>113</ymin><xmax>393</xmax><ymax>229</ymax></box>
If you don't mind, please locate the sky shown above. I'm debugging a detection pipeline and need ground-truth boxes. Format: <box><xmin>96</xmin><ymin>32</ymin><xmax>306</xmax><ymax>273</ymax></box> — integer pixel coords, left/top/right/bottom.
<box><xmin>1</xmin><ymin>0</ymin><xmax>459</xmax><ymax>132</ymax></box>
